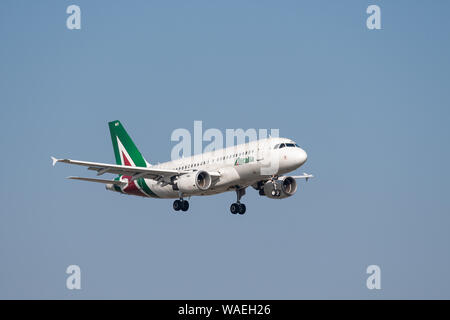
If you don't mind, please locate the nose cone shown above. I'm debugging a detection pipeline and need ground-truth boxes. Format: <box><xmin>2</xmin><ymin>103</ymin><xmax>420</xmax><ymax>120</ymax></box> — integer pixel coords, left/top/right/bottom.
<box><xmin>296</xmin><ymin>148</ymin><xmax>308</xmax><ymax>167</ymax></box>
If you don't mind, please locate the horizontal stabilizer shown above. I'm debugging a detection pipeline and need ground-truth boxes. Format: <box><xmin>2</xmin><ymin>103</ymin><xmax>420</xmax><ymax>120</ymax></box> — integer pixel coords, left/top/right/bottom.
<box><xmin>67</xmin><ymin>176</ymin><xmax>126</xmax><ymax>186</ymax></box>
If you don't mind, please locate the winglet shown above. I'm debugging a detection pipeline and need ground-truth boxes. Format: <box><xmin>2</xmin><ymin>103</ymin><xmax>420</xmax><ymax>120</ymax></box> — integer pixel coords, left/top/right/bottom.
<box><xmin>304</xmin><ymin>172</ymin><xmax>314</xmax><ymax>182</ymax></box>
<box><xmin>51</xmin><ymin>156</ymin><xmax>59</xmax><ymax>167</ymax></box>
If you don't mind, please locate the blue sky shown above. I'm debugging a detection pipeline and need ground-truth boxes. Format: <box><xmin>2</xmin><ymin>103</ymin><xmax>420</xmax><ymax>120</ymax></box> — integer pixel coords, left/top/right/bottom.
<box><xmin>1</xmin><ymin>0</ymin><xmax>449</xmax><ymax>299</ymax></box>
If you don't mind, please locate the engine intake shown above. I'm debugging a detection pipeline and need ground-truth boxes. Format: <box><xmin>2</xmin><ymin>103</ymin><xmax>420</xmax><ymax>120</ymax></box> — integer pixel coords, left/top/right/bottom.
<box><xmin>262</xmin><ymin>176</ymin><xmax>297</xmax><ymax>199</ymax></box>
<box><xmin>195</xmin><ymin>170</ymin><xmax>212</xmax><ymax>190</ymax></box>
<box><xmin>176</xmin><ymin>170</ymin><xmax>212</xmax><ymax>193</ymax></box>
<box><xmin>281</xmin><ymin>176</ymin><xmax>297</xmax><ymax>196</ymax></box>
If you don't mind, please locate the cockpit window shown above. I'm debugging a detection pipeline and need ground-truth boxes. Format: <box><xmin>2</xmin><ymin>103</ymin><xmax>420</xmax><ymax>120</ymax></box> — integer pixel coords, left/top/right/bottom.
<box><xmin>275</xmin><ymin>142</ymin><xmax>299</xmax><ymax>149</ymax></box>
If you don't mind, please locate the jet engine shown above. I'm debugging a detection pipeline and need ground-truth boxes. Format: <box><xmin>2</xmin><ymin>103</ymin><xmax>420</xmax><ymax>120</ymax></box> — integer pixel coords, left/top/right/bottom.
<box><xmin>261</xmin><ymin>176</ymin><xmax>297</xmax><ymax>199</ymax></box>
<box><xmin>176</xmin><ymin>170</ymin><xmax>212</xmax><ymax>193</ymax></box>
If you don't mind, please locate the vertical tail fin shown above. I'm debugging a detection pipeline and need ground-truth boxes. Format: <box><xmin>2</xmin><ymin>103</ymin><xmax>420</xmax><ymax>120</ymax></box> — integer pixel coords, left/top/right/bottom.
<box><xmin>108</xmin><ymin>120</ymin><xmax>149</xmax><ymax>167</ymax></box>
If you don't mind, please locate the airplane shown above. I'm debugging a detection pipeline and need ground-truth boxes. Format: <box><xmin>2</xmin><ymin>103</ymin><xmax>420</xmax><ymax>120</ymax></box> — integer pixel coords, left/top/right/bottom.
<box><xmin>52</xmin><ymin>120</ymin><xmax>313</xmax><ymax>215</ymax></box>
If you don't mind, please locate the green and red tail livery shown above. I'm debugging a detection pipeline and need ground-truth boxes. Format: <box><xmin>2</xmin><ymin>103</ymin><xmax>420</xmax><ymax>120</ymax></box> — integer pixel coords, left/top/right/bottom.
<box><xmin>108</xmin><ymin>120</ymin><xmax>148</xmax><ymax>167</ymax></box>
<box><xmin>108</xmin><ymin>120</ymin><xmax>158</xmax><ymax>197</ymax></box>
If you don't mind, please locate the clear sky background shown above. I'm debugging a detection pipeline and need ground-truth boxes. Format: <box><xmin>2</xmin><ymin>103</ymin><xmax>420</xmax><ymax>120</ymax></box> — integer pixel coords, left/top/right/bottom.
<box><xmin>1</xmin><ymin>0</ymin><xmax>449</xmax><ymax>299</ymax></box>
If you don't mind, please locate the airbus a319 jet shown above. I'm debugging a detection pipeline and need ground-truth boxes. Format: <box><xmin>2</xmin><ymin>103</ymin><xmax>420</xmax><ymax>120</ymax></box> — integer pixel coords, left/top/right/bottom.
<box><xmin>52</xmin><ymin>121</ymin><xmax>313</xmax><ymax>215</ymax></box>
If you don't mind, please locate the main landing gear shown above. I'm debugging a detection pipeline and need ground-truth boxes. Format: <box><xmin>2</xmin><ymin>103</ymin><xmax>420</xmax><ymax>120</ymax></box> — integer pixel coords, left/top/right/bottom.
<box><xmin>173</xmin><ymin>193</ymin><xmax>189</xmax><ymax>212</ymax></box>
<box><xmin>173</xmin><ymin>199</ymin><xmax>189</xmax><ymax>212</ymax></box>
<box><xmin>230</xmin><ymin>188</ymin><xmax>246</xmax><ymax>215</ymax></box>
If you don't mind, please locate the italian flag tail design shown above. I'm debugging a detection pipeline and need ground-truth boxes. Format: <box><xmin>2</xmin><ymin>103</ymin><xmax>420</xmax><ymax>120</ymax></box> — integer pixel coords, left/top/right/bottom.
<box><xmin>108</xmin><ymin>120</ymin><xmax>149</xmax><ymax>167</ymax></box>
<box><xmin>108</xmin><ymin>120</ymin><xmax>158</xmax><ymax>198</ymax></box>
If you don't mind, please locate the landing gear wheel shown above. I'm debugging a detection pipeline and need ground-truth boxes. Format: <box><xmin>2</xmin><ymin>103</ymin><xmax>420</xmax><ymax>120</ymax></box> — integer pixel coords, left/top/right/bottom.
<box><xmin>238</xmin><ymin>203</ymin><xmax>246</xmax><ymax>215</ymax></box>
<box><xmin>181</xmin><ymin>200</ymin><xmax>189</xmax><ymax>212</ymax></box>
<box><xmin>271</xmin><ymin>190</ymin><xmax>281</xmax><ymax>197</ymax></box>
<box><xmin>230</xmin><ymin>203</ymin><xmax>239</xmax><ymax>214</ymax></box>
<box><xmin>231</xmin><ymin>188</ymin><xmax>247</xmax><ymax>215</ymax></box>
<box><xmin>173</xmin><ymin>200</ymin><xmax>182</xmax><ymax>211</ymax></box>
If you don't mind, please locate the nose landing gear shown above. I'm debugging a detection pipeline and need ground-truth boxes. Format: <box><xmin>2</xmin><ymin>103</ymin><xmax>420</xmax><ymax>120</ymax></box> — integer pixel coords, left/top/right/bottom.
<box><xmin>271</xmin><ymin>189</ymin><xmax>281</xmax><ymax>197</ymax></box>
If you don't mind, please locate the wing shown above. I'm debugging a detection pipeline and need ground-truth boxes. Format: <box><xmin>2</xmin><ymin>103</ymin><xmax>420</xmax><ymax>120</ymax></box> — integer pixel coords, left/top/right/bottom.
<box><xmin>52</xmin><ymin>156</ymin><xmax>185</xmax><ymax>182</ymax></box>
<box><xmin>291</xmin><ymin>173</ymin><xmax>314</xmax><ymax>181</ymax></box>
<box><xmin>51</xmin><ymin>156</ymin><xmax>220</xmax><ymax>183</ymax></box>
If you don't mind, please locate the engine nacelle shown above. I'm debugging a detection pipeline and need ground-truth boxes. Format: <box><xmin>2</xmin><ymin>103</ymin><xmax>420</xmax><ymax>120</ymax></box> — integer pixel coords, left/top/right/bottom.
<box><xmin>262</xmin><ymin>176</ymin><xmax>297</xmax><ymax>199</ymax></box>
<box><xmin>176</xmin><ymin>170</ymin><xmax>212</xmax><ymax>193</ymax></box>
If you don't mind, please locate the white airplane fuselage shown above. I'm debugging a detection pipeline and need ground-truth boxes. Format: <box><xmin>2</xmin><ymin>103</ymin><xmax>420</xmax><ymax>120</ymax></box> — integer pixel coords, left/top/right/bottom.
<box><xmin>130</xmin><ymin>137</ymin><xmax>307</xmax><ymax>199</ymax></box>
<box><xmin>53</xmin><ymin>121</ymin><xmax>312</xmax><ymax>214</ymax></box>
